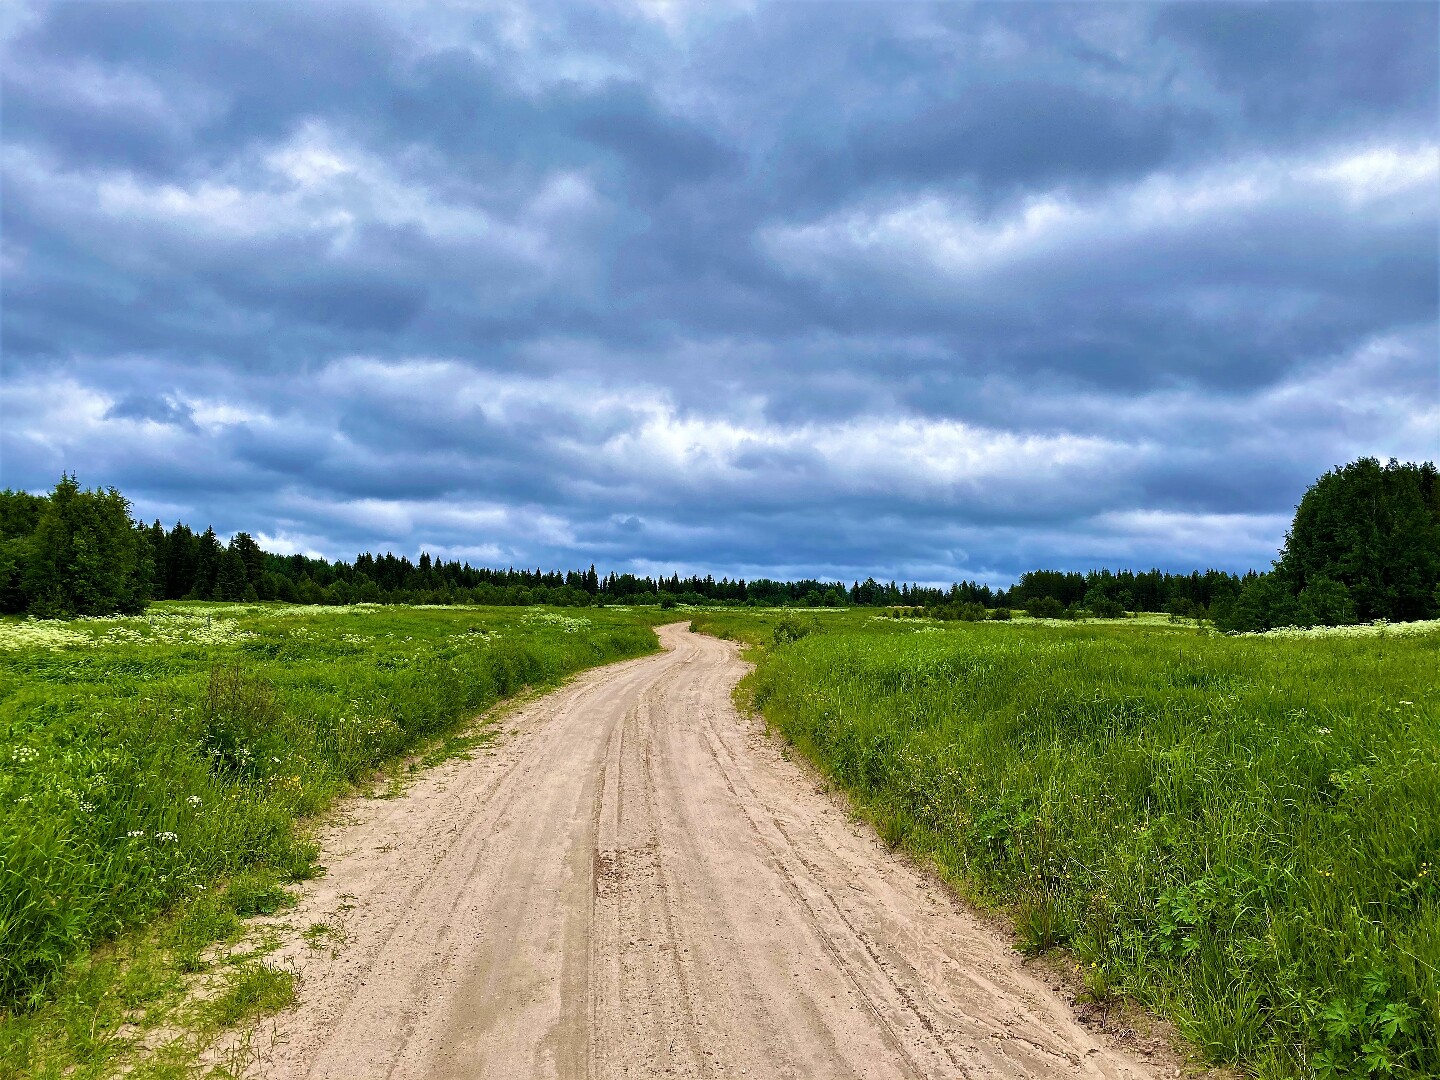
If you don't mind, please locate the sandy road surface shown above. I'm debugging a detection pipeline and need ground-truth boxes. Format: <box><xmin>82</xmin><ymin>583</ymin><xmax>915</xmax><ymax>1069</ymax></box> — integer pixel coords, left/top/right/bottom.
<box><xmin>246</xmin><ymin>624</ymin><xmax>1157</xmax><ymax>1079</ymax></box>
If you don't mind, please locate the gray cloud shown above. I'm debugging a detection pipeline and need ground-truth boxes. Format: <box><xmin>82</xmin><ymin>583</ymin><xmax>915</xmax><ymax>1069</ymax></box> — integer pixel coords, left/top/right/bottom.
<box><xmin>2</xmin><ymin>1</ymin><xmax>1435</xmax><ymax>585</ymax></box>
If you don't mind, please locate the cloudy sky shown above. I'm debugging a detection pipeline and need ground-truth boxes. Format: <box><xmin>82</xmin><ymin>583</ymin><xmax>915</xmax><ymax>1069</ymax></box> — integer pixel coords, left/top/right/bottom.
<box><xmin>2</xmin><ymin>2</ymin><xmax>1436</xmax><ymax>585</ymax></box>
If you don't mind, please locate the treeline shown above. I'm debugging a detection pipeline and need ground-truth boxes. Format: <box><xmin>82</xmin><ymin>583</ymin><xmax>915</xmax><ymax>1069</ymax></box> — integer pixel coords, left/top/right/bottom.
<box><xmin>0</xmin><ymin>480</ymin><xmax>1243</xmax><ymax>618</ymax></box>
<box><xmin>999</xmin><ymin>567</ymin><xmax>1244</xmax><ymax>620</ymax></box>
<box><xmin>3</xmin><ymin>457</ymin><xmax>1436</xmax><ymax>627</ymax></box>
<box><xmin>975</xmin><ymin>459</ymin><xmax>1439</xmax><ymax>629</ymax></box>
<box><xmin>0</xmin><ymin>477</ymin><xmax>1003</xmax><ymax>615</ymax></box>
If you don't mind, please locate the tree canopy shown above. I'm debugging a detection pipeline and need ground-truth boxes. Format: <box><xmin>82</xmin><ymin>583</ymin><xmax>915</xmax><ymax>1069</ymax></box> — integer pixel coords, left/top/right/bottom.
<box><xmin>5</xmin><ymin>475</ymin><xmax>150</xmax><ymax>618</ymax></box>
<box><xmin>1218</xmin><ymin>458</ymin><xmax>1439</xmax><ymax>631</ymax></box>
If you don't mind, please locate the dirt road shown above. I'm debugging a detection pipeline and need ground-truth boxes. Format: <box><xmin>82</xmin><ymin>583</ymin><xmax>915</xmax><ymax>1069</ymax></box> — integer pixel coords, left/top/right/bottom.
<box><xmin>247</xmin><ymin>624</ymin><xmax>1157</xmax><ymax>1079</ymax></box>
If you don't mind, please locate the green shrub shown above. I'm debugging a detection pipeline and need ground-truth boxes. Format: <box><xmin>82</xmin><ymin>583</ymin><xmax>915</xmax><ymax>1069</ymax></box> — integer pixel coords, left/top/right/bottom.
<box><xmin>771</xmin><ymin>612</ymin><xmax>816</xmax><ymax>645</ymax></box>
<box><xmin>931</xmin><ymin>602</ymin><xmax>990</xmax><ymax>622</ymax></box>
<box><xmin>1025</xmin><ymin>596</ymin><xmax>1066</xmax><ymax>619</ymax></box>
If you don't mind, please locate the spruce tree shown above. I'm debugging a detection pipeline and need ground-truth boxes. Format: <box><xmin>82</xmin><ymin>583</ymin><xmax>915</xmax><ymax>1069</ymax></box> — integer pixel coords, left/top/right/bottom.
<box><xmin>230</xmin><ymin>532</ymin><xmax>265</xmax><ymax>593</ymax></box>
<box><xmin>191</xmin><ymin>528</ymin><xmax>223</xmax><ymax>599</ymax></box>
<box><xmin>144</xmin><ymin>521</ymin><xmax>167</xmax><ymax>598</ymax></box>
<box><xmin>165</xmin><ymin>523</ymin><xmax>198</xmax><ymax>600</ymax></box>
<box><xmin>0</xmin><ymin>490</ymin><xmax>43</xmax><ymax>614</ymax></box>
<box><xmin>214</xmin><ymin>549</ymin><xmax>248</xmax><ymax>601</ymax></box>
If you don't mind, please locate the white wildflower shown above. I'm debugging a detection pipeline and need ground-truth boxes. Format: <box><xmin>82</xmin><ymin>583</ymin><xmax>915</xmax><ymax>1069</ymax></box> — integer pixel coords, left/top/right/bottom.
<box><xmin>522</xmin><ymin>611</ymin><xmax>592</xmax><ymax>633</ymax></box>
<box><xmin>0</xmin><ymin>609</ymin><xmax>256</xmax><ymax>650</ymax></box>
<box><xmin>155</xmin><ymin>831</ymin><xmax>178</xmax><ymax>843</ymax></box>
<box><xmin>1238</xmin><ymin>618</ymin><xmax>1440</xmax><ymax>640</ymax></box>
<box><xmin>187</xmin><ymin>795</ymin><xmax>203</xmax><ymax>806</ymax></box>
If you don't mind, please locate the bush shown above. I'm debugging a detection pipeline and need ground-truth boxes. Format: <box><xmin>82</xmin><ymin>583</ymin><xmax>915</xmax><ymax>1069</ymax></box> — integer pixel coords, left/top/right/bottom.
<box><xmin>931</xmin><ymin>602</ymin><xmax>990</xmax><ymax>622</ymax></box>
<box><xmin>1024</xmin><ymin>596</ymin><xmax>1066</xmax><ymax>619</ymax></box>
<box><xmin>1221</xmin><ymin>574</ymin><xmax>1304</xmax><ymax>632</ymax></box>
<box><xmin>1088</xmin><ymin>597</ymin><xmax>1125</xmax><ymax>619</ymax></box>
<box><xmin>1166</xmin><ymin>597</ymin><xmax>1199</xmax><ymax>622</ymax></box>
<box><xmin>772</xmin><ymin>612</ymin><xmax>816</xmax><ymax>645</ymax></box>
<box><xmin>1298</xmin><ymin>576</ymin><xmax>1356</xmax><ymax>627</ymax></box>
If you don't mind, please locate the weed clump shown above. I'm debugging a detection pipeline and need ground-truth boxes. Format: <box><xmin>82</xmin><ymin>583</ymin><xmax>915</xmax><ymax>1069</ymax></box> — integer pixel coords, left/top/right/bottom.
<box><xmin>211</xmin><ymin>962</ymin><xmax>295</xmax><ymax>1028</ymax></box>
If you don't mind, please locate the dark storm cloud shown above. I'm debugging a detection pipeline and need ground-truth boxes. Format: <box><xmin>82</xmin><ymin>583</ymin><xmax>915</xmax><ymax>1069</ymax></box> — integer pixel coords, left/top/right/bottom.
<box><xmin>2</xmin><ymin>1</ymin><xmax>1435</xmax><ymax>584</ymax></box>
<box><xmin>1157</xmin><ymin>3</ymin><xmax>1439</xmax><ymax>130</ymax></box>
<box><xmin>103</xmin><ymin>393</ymin><xmax>196</xmax><ymax>429</ymax></box>
<box><xmin>849</xmin><ymin>82</ymin><xmax>1201</xmax><ymax>190</ymax></box>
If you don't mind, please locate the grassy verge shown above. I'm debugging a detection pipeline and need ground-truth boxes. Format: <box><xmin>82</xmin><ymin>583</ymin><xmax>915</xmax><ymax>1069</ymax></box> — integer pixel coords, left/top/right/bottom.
<box><xmin>1</xmin><ymin>602</ymin><xmax>662</xmax><ymax>1077</ymax></box>
<box><xmin>691</xmin><ymin>609</ymin><xmax>1440</xmax><ymax>1079</ymax></box>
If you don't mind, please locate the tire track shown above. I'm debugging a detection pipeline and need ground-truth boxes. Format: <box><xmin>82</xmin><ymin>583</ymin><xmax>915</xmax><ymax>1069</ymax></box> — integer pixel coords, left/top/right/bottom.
<box><xmin>243</xmin><ymin>625</ymin><xmax>1156</xmax><ymax>1080</ymax></box>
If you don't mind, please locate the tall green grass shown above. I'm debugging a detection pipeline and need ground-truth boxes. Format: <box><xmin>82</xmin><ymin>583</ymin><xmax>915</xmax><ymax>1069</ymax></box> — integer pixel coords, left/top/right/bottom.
<box><xmin>693</xmin><ymin>611</ymin><xmax>1440</xmax><ymax>1079</ymax></box>
<box><xmin>1</xmin><ymin>602</ymin><xmax>659</xmax><ymax>1015</ymax></box>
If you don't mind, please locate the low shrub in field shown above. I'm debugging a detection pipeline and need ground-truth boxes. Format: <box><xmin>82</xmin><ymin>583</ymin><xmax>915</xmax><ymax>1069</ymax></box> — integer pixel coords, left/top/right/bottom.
<box><xmin>736</xmin><ymin>618</ymin><xmax>1440</xmax><ymax>1079</ymax></box>
<box><xmin>0</xmin><ymin>603</ymin><xmax>658</xmax><ymax>1012</ymax></box>
<box><xmin>771</xmin><ymin>611</ymin><xmax>821</xmax><ymax>645</ymax></box>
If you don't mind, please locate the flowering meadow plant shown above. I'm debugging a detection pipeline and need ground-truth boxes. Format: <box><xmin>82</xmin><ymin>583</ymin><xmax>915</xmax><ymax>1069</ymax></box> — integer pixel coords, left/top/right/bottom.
<box><xmin>0</xmin><ymin>610</ymin><xmax>257</xmax><ymax>650</ymax></box>
<box><xmin>1240</xmin><ymin>617</ymin><xmax>1440</xmax><ymax>640</ymax></box>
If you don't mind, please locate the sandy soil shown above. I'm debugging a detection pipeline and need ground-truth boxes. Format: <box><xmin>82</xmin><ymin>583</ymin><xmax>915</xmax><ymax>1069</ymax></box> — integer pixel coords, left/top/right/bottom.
<box><xmin>244</xmin><ymin>624</ymin><xmax>1162</xmax><ymax>1079</ymax></box>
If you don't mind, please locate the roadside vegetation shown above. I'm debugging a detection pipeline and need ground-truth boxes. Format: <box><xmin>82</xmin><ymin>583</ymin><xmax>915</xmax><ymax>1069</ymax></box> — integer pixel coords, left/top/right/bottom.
<box><xmin>693</xmin><ymin>607</ymin><xmax>1439</xmax><ymax>1079</ymax></box>
<box><xmin>0</xmin><ymin>602</ymin><xmax>661</xmax><ymax>1077</ymax></box>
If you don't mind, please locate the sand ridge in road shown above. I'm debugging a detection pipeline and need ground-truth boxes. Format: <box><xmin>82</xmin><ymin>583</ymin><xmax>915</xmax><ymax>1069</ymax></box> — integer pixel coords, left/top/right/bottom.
<box><xmin>243</xmin><ymin>624</ymin><xmax>1160</xmax><ymax>1079</ymax></box>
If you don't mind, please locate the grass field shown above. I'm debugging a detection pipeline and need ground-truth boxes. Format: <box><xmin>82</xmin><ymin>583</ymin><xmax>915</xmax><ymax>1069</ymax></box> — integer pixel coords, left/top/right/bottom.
<box><xmin>692</xmin><ymin>609</ymin><xmax>1440</xmax><ymax>1079</ymax></box>
<box><xmin>0</xmin><ymin>602</ymin><xmax>662</xmax><ymax>1078</ymax></box>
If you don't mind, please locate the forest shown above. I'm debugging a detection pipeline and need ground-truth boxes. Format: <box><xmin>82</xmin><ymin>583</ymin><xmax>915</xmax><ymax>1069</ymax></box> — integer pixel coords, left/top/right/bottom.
<box><xmin>2</xmin><ymin>458</ymin><xmax>1436</xmax><ymax>629</ymax></box>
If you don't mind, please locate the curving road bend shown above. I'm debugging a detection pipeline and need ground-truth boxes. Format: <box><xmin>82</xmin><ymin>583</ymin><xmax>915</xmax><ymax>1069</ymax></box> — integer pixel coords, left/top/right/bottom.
<box><xmin>245</xmin><ymin>624</ymin><xmax>1156</xmax><ymax>1079</ymax></box>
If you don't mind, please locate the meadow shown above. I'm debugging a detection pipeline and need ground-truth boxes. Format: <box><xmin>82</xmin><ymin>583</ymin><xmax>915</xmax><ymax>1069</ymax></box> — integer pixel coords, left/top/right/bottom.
<box><xmin>0</xmin><ymin>602</ymin><xmax>661</xmax><ymax>1077</ymax></box>
<box><xmin>692</xmin><ymin>610</ymin><xmax>1440</xmax><ymax>1080</ymax></box>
